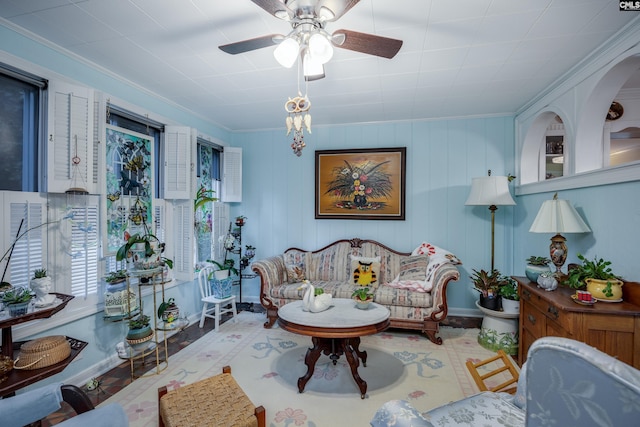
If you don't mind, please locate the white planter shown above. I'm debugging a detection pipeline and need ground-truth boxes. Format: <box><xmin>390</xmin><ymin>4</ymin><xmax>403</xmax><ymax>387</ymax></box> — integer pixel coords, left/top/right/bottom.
<box><xmin>30</xmin><ymin>277</ymin><xmax>56</xmax><ymax>307</ymax></box>
<box><xmin>214</xmin><ymin>270</ymin><xmax>230</xmax><ymax>280</ymax></box>
<box><xmin>501</xmin><ymin>298</ymin><xmax>520</xmax><ymax>314</ymax></box>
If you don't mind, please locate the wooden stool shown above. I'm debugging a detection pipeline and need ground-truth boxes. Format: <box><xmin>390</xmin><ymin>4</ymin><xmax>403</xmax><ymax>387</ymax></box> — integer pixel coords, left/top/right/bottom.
<box><xmin>158</xmin><ymin>366</ymin><xmax>265</xmax><ymax>427</ymax></box>
<box><xmin>466</xmin><ymin>350</ymin><xmax>520</xmax><ymax>394</ymax></box>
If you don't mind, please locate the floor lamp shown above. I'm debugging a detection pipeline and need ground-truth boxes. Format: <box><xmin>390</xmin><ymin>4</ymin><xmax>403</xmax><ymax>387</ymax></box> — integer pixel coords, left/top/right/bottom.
<box><xmin>529</xmin><ymin>193</ymin><xmax>591</xmax><ymax>278</ymax></box>
<box><xmin>465</xmin><ymin>171</ymin><xmax>516</xmax><ymax>271</ymax></box>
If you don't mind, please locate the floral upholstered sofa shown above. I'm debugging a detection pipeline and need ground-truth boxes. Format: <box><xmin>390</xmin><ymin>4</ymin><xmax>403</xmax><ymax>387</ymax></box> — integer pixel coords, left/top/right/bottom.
<box><xmin>251</xmin><ymin>238</ymin><xmax>461</xmax><ymax>344</ymax></box>
<box><xmin>370</xmin><ymin>336</ymin><xmax>640</xmax><ymax>427</ymax></box>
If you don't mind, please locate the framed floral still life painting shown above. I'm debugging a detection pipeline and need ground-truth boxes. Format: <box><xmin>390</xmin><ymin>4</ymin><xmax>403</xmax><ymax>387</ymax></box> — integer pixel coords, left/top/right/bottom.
<box><xmin>315</xmin><ymin>147</ymin><xmax>406</xmax><ymax>220</ymax></box>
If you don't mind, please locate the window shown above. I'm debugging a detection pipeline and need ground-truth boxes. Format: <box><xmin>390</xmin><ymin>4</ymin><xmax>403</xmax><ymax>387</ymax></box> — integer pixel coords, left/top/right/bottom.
<box><xmin>195</xmin><ymin>140</ymin><xmax>223</xmax><ymax>265</ymax></box>
<box><xmin>0</xmin><ymin>64</ymin><xmax>45</xmax><ymax>192</ymax></box>
<box><xmin>107</xmin><ymin>106</ymin><xmax>163</xmax><ymax>197</ymax></box>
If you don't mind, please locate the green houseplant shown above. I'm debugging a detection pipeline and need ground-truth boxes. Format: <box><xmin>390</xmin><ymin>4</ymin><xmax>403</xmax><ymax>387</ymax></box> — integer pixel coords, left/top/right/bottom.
<box><xmin>104</xmin><ymin>269</ymin><xmax>127</xmax><ymax>285</ymax></box>
<box><xmin>208</xmin><ymin>259</ymin><xmax>238</xmax><ymax>279</ymax></box>
<box><xmin>30</xmin><ymin>267</ymin><xmax>55</xmax><ymax>308</ymax></box>
<box><xmin>157</xmin><ymin>297</ymin><xmax>179</xmax><ymax>323</ymax></box>
<box><xmin>525</xmin><ymin>256</ymin><xmax>551</xmax><ymax>283</ymax></box>
<box><xmin>470</xmin><ymin>269</ymin><xmax>511</xmax><ymax>311</ymax></box>
<box><xmin>351</xmin><ymin>287</ymin><xmax>374</xmax><ymax>309</ymax></box>
<box><xmin>126</xmin><ymin>314</ymin><xmax>153</xmax><ymax>349</ymax></box>
<box><xmin>1</xmin><ymin>286</ymin><xmax>33</xmax><ymax>317</ymax></box>
<box><xmin>566</xmin><ymin>254</ymin><xmax>623</xmax><ymax>301</ymax></box>
<box><xmin>498</xmin><ymin>277</ymin><xmax>520</xmax><ymax>313</ymax></box>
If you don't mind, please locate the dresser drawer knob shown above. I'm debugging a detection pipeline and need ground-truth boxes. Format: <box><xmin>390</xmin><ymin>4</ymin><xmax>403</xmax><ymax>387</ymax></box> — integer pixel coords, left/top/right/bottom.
<box><xmin>527</xmin><ymin>314</ymin><xmax>536</xmax><ymax>325</ymax></box>
<box><xmin>548</xmin><ymin>305</ymin><xmax>559</xmax><ymax>320</ymax></box>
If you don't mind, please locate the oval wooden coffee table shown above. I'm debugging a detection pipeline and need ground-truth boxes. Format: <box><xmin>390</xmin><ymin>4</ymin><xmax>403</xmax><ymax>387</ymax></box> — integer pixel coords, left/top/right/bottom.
<box><xmin>278</xmin><ymin>298</ymin><xmax>390</xmax><ymax>398</ymax></box>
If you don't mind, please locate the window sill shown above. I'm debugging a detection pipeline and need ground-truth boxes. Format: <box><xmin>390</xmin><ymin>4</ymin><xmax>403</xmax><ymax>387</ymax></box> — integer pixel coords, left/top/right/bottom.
<box><xmin>11</xmin><ymin>278</ymin><xmax>188</xmax><ymax>341</ymax></box>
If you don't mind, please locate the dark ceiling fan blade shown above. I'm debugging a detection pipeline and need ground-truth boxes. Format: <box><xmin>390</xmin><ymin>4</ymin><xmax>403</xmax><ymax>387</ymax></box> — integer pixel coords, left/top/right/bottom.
<box><xmin>219</xmin><ymin>34</ymin><xmax>283</xmax><ymax>54</ymax></box>
<box><xmin>251</xmin><ymin>0</ymin><xmax>294</xmax><ymax>20</ymax></box>
<box><xmin>331</xmin><ymin>29</ymin><xmax>403</xmax><ymax>59</ymax></box>
<box><xmin>317</xmin><ymin>0</ymin><xmax>360</xmax><ymax>21</ymax></box>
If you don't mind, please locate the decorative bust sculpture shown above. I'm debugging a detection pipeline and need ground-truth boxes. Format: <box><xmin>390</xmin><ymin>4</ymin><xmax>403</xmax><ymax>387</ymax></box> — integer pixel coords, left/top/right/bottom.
<box><xmin>30</xmin><ymin>276</ymin><xmax>56</xmax><ymax>307</ymax></box>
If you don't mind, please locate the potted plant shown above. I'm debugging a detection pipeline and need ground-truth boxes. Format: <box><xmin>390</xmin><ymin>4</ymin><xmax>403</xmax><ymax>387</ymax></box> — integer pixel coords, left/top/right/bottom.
<box><xmin>30</xmin><ymin>268</ymin><xmax>56</xmax><ymax>307</ymax></box>
<box><xmin>470</xmin><ymin>269</ymin><xmax>510</xmax><ymax>311</ymax></box>
<box><xmin>126</xmin><ymin>314</ymin><xmax>153</xmax><ymax>349</ymax></box>
<box><xmin>1</xmin><ymin>286</ymin><xmax>33</xmax><ymax>317</ymax></box>
<box><xmin>104</xmin><ymin>269</ymin><xmax>127</xmax><ymax>285</ymax></box>
<box><xmin>498</xmin><ymin>277</ymin><xmax>520</xmax><ymax>314</ymax></box>
<box><xmin>525</xmin><ymin>256</ymin><xmax>551</xmax><ymax>283</ymax></box>
<box><xmin>208</xmin><ymin>258</ymin><xmax>238</xmax><ymax>280</ymax></box>
<box><xmin>157</xmin><ymin>297</ymin><xmax>179</xmax><ymax>323</ymax></box>
<box><xmin>566</xmin><ymin>254</ymin><xmax>623</xmax><ymax>301</ymax></box>
<box><xmin>116</xmin><ymin>231</ymin><xmax>161</xmax><ymax>270</ymax></box>
<box><xmin>351</xmin><ymin>287</ymin><xmax>374</xmax><ymax>309</ymax></box>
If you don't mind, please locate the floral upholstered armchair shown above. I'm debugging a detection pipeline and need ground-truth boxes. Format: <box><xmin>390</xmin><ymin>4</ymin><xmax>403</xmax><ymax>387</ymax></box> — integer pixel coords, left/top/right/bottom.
<box><xmin>371</xmin><ymin>336</ymin><xmax>640</xmax><ymax>427</ymax></box>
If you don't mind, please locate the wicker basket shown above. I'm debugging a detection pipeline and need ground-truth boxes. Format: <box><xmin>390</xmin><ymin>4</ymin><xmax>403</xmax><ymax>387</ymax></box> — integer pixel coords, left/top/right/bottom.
<box><xmin>14</xmin><ymin>335</ymin><xmax>71</xmax><ymax>370</ymax></box>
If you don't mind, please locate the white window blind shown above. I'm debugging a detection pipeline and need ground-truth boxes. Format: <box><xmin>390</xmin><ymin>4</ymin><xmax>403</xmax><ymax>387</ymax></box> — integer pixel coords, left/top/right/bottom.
<box><xmin>70</xmin><ymin>205</ymin><xmax>99</xmax><ymax>298</ymax></box>
<box><xmin>222</xmin><ymin>147</ymin><xmax>242</xmax><ymax>202</ymax></box>
<box><xmin>47</xmin><ymin>82</ymin><xmax>95</xmax><ymax>194</ymax></box>
<box><xmin>164</xmin><ymin>126</ymin><xmax>192</xmax><ymax>199</ymax></box>
<box><xmin>8</xmin><ymin>199</ymin><xmax>44</xmax><ymax>287</ymax></box>
<box><xmin>171</xmin><ymin>200</ymin><xmax>193</xmax><ymax>281</ymax></box>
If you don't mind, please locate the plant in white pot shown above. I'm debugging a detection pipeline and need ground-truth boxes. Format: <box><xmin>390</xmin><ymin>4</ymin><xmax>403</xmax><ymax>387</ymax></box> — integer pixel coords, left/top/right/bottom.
<box><xmin>498</xmin><ymin>277</ymin><xmax>520</xmax><ymax>314</ymax></box>
<box><xmin>525</xmin><ymin>256</ymin><xmax>551</xmax><ymax>283</ymax></box>
<box><xmin>30</xmin><ymin>268</ymin><xmax>56</xmax><ymax>307</ymax></box>
<box><xmin>208</xmin><ymin>259</ymin><xmax>238</xmax><ymax>280</ymax></box>
<box><xmin>1</xmin><ymin>286</ymin><xmax>33</xmax><ymax>317</ymax></box>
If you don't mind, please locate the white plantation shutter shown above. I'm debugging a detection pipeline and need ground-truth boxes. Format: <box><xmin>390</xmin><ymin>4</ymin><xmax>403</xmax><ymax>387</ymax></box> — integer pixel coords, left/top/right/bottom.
<box><xmin>213</xmin><ymin>202</ymin><xmax>229</xmax><ymax>262</ymax></box>
<box><xmin>47</xmin><ymin>82</ymin><xmax>95</xmax><ymax>194</ymax></box>
<box><xmin>154</xmin><ymin>202</ymin><xmax>166</xmax><ymax>244</ymax></box>
<box><xmin>4</xmin><ymin>194</ymin><xmax>46</xmax><ymax>287</ymax></box>
<box><xmin>164</xmin><ymin>126</ymin><xmax>192</xmax><ymax>199</ymax></box>
<box><xmin>70</xmin><ymin>205</ymin><xmax>99</xmax><ymax>298</ymax></box>
<box><xmin>222</xmin><ymin>147</ymin><xmax>242</xmax><ymax>202</ymax></box>
<box><xmin>172</xmin><ymin>200</ymin><xmax>193</xmax><ymax>281</ymax></box>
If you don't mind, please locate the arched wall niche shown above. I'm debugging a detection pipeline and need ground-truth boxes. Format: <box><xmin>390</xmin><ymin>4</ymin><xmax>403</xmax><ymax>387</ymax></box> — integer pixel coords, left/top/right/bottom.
<box><xmin>575</xmin><ymin>54</ymin><xmax>640</xmax><ymax>173</ymax></box>
<box><xmin>520</xmin><ymin>110</ymin><xmax>570</xmax><ymax>185</ymax></box>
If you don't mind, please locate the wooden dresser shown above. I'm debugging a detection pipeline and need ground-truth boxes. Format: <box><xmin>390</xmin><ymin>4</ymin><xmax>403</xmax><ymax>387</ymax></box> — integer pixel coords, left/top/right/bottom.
<box><xmin>514</xmin><ymin>277</ymin><xmax>640</xmax><ymax>369</ymax></box>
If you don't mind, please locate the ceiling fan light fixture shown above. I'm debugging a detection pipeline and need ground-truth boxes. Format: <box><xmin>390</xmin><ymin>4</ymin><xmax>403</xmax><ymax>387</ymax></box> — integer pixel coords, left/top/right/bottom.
<box><xmin>274</xmin><ymin>37</ymin><xmax>300</xmax><ymax>68</ymax></box>
<box><xmin>303</xmin><ymin>51</ymin><xmax>324</xmax><ymax>78</ymax></box>
<box><xmin>275</xmin><ymin>10</ymin><xmax>291</xmax><ymax>20</ymax></box>
<box><xmin>318</xmin><ymin>6</ymin><xmax>335</xmax><ymax>21</ymax></box>
<box><xmin>308</xmin><ymin>32</ymin><xmax>333</xmax><ymax>64</ymax></box>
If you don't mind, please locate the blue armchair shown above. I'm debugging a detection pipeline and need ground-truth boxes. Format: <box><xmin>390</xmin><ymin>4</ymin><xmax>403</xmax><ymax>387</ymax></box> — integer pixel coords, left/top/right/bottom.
<box><xmin>0</xmin><ymin>382</ymin><xmax>127</xmax><ymax>427</ymax></box>
<box><xmin>371</xmin><ymin>336</ymin><xmax>640</xmax><ymax>427</ymax></box>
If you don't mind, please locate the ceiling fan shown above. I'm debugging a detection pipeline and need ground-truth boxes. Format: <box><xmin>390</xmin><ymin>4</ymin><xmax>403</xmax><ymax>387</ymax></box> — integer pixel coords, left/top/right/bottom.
<box><xmin>219</xmin><ymin>0</ymin><xmax>403</xmax><ymax>80</ymax></box>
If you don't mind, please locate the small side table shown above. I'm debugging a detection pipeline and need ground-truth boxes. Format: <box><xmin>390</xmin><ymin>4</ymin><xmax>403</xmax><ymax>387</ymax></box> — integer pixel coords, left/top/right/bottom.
<box><xmin>476</xmin><ymin>301</ymin><xmax>519</xmax><ymax>355</ymax></box>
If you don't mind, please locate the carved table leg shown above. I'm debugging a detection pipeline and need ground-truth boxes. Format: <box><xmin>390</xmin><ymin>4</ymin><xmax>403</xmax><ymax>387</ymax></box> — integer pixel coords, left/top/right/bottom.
<box><xmin>343</xmin><ymin>339</ymin><xmax>367</xmax><ymax>398</ymax></box>
<box><xmin>297</xmin><ymin>337</ymin><xmax>323</xmax><ymax>393</ymax></box>
<box><xmin>349</xmin><ymin>337</ymin><xmax>367</xmax><ymax>367</ymax></box>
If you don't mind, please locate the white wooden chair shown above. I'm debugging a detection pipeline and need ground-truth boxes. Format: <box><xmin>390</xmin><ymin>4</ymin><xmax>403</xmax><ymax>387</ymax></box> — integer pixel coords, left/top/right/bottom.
<box><xmin>197</xmin><ymin>266</ymin><xmax>237</xmax><ymax>330</ymax></box>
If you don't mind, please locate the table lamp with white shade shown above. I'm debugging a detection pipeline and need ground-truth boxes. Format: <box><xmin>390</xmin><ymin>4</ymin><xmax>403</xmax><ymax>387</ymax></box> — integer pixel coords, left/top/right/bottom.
<box><xmin>529</xmin><ymin>193</ymin><xmax>591</xmax><ymax>278</ymax></box>
<box><xmin>465</xmin><ymin>170</ymin><xmax>516</xmax><ymax>272</ymax></box>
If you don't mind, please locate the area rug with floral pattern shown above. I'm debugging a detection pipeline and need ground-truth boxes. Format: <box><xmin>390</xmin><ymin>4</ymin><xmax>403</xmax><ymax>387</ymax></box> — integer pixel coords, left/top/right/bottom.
<box><xmin>101</xmin><ymin>311</ymin><xmax>500</xmax><ymax>426</ymax></box>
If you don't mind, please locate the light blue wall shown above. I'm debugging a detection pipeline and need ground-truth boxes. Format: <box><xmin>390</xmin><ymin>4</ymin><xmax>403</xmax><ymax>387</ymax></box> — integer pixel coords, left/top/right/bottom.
<box><xmin>231</xmin><ymin>117</ymin><xmax>516</xmax><ymax>311</ymax></box>
<box><xmin>513</xmin><ymin>182</ymin><xmax>640</xmax><ymax>282</ymax></box>
<box><xmin>0</xmin><ymin>23</ymin><xmax>229</xmax><ymax>141</ymax></box>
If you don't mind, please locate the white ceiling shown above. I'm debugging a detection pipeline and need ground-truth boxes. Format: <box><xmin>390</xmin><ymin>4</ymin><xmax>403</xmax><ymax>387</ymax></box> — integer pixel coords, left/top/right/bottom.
<box><xmin>1</xmin><ymin>0</ymin><xmax>638</xmax><ymax>132</ymax></box>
